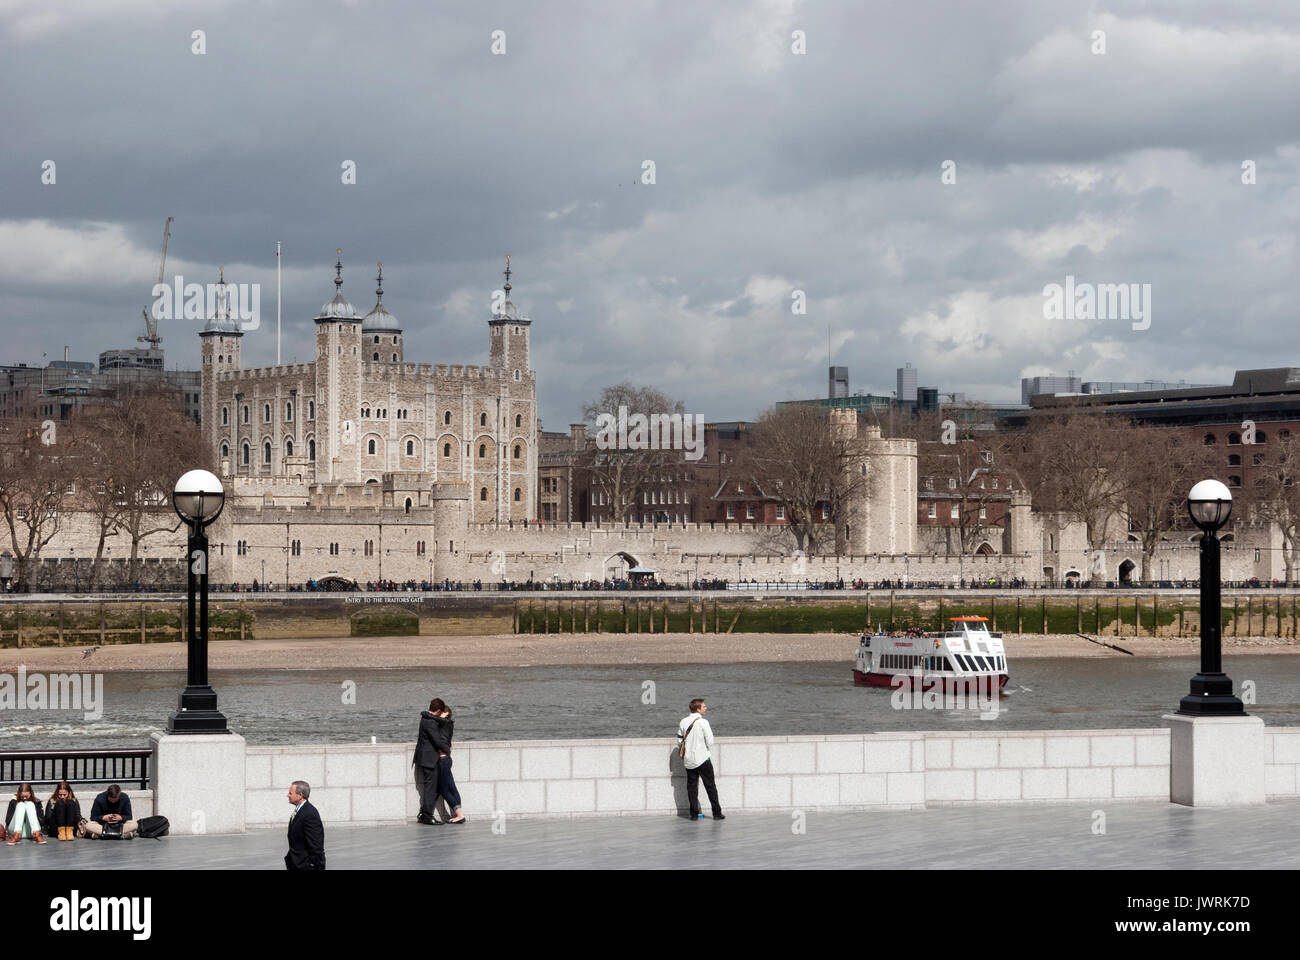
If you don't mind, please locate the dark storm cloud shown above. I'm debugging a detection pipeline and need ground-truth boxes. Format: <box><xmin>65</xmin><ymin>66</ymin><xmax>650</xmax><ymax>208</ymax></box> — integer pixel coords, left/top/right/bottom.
<box><xmin>2</xmin><ymin>0</ymin><xmax>1299</xmax><ymax>424</ymax></box>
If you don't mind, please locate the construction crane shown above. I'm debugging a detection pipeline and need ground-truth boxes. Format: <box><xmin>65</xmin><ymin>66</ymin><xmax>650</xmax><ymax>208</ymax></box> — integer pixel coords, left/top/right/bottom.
<box><xmin>139</xmin><ymin>216</ymin><xmax>173</xmax><ymax>350</ymax></box>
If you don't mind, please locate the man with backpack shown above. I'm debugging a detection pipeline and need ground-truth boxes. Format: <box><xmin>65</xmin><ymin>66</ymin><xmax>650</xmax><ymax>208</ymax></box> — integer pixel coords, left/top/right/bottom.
<box><xmin>677</xmin><ymin>699</ymin><xmax>724</xmax><ymax>821</ymax></box>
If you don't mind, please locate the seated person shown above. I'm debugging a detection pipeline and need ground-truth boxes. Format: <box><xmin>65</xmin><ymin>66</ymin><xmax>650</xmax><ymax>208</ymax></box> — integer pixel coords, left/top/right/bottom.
<box><xmin>83</xmin><ymin>784</ymin><xmax>137</xmax><ymax>838</ymax></box>
<box><xmin>5</xmin><ymin>783</ymin><xmax>47</xmax><ymax>844</ymax></box>
<box><xmin>44</xmin><ymin>782</ymin><xmax>82</xmax><ymax>841</ymax></box>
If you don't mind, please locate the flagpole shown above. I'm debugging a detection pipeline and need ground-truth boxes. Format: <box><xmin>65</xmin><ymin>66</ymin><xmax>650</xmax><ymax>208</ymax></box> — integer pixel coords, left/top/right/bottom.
<box><xmin>276</xmin><ymin>241</ymin><xmax>282</xmax><ymax>365</ymax></box>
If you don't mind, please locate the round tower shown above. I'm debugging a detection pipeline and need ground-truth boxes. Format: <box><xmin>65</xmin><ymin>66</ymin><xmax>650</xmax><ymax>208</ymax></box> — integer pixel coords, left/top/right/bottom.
<box><xmin>430</xmin><ymin>481</ymin><xmax>470</xmax><ymax>581</ymax></box>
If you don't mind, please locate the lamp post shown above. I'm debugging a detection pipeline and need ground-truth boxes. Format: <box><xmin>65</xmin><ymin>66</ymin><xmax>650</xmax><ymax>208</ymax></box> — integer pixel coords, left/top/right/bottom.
<box><xmin>1178</xmin><ymin>479</ymin><xmax>1245</xmax><ymax>716</ymax></box>
<box><xmin>169</xmin><ymin>469</ymin><xmax>229</xmax><ymax>733</ymax></box>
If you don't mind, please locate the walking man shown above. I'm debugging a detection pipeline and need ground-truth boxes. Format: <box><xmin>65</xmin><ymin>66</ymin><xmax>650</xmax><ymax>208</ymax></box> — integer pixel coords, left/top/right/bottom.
<box><xmin>677</xmin><ymin>699</ymin><xmax>724</xmax><ymax>821</ymax></box>
<box><xmin>284</xmin><ymin>781</ymin><xmax>326</xmax><ymax>870</ymax></box>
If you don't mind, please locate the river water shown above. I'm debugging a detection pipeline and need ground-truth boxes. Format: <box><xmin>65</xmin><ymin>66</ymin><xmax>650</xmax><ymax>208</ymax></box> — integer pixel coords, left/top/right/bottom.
<box><xmin>2</xmin><ymin>656</ymin><xmax>1298</xmax><ymax>750</ymax></box>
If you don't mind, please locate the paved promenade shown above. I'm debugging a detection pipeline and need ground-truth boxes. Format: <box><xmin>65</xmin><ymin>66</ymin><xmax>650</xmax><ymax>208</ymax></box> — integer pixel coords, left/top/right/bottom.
<box><xmin>13</xmin><ymin>801</ymin><xmax>1300</xmax><ymax>869</ymax></box>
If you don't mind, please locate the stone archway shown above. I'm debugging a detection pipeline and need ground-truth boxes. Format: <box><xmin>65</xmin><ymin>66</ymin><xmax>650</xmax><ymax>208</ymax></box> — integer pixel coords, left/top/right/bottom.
<box><xmin>975</xmin><ymin>542</ymin><xmax>995</xmax><ymax>557</ymax></box>
<box><xmin>315</xmin><ymin>575</ymin><xmax>358</xmax><ymax>592</ymax></box>
<box><xmin>604</xmin><ymin>552</ymin><xmax>639</xmax><ymax>582</ymax></box>
<box><xmin>1118</xmin><ymin>559</ymin><xmax>1136</xmax><ymax>583</ymax></box>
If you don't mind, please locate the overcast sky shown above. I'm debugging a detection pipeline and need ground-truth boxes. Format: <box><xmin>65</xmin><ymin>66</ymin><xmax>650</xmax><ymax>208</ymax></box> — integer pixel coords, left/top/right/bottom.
<box><xmin>3</xmin><ymin>0</ymin><xmax>1299</xmax><ymax>428</ymax></box>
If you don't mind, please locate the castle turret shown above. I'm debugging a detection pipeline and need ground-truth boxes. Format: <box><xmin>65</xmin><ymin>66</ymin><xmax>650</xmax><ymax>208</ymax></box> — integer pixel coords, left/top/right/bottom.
<box><xmin>313</xmin><ymin>250</ymin><xmax>362</xmax><ymax>483</ymax></box>
<box><xmin>199</xmin><ymin>266</ymin><xmax>244</xmax><ymax>472</ymax></box>
<box><xmin>362</xmin><ymin>262</ymin><xmax>403</xmax><ymax>363</ymax></box>
<box><xmin>488</xmin><ymin>256</ymin><xmax>531</xmax><ymax>373</ymax></box>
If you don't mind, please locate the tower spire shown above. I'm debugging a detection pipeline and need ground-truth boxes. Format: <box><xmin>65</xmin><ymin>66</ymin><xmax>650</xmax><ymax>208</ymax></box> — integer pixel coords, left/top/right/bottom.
<box><xmin>503</xmin><ymin>254</ymin><xmax>512</xmax><ymax>297</ymax></box>
<box><xmin>334</xmin><ymin>248</ymin><xmax>344</xmax><ymax>291</ymax></box>
<box><xmin>375</xmin><ymin>261</ymin><xmax>384</xmax><ymax>302</ymax></box>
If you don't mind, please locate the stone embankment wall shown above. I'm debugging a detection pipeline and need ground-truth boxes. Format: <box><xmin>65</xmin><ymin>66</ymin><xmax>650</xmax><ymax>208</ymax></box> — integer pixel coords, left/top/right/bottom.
<box><xmin>240</xmin><ymin>728</ymin><xmax>1300</xmax><ymax>827</ymax></box>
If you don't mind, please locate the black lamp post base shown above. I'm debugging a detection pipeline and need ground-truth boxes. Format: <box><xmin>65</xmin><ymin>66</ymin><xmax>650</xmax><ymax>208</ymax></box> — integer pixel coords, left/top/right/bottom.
<box><xmin>1177</xmin><ymin>673</ymin><xmax>1246</xmax><ymax>716</ymax></box>
<box><xmin>168</xmin><ymin>684</ymin><xmax>229</xmax><ymax>732</ymax></box>
<box><xmin>167</xmin><ymin>710</ymin><xmax>230</xmax><ymax>733</ymax></box>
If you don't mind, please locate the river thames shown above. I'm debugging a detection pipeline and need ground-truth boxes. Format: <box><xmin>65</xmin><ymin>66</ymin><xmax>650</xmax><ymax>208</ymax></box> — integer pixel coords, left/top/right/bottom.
<box><xmin>3</xmin><ymin>655</ymin><xmax>1298</xmax><ymax>749</ymax></box>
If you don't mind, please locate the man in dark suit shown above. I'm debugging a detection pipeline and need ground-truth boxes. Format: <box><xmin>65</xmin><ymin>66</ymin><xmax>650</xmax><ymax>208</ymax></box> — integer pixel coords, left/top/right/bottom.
<box><xmin>284</xmin><ymin>781</ymin><xmax>326</xmax><ymax>870</ymax></box>
<box><xmin>413</xmin><ymin>699</ymin><xmax>445</xmax><ymax>825</ymax></box>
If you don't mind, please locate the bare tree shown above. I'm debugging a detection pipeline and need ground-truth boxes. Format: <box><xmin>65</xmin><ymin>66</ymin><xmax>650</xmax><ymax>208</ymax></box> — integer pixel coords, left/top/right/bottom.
<box><xmin>1004</xmin><ymin>407</ymin><xmax>1132</xmax><ymax>584</ymax></box>
<box><xmin>110</xmin><ymin>389</ymin><xmax>213</xmax><ymax>582</ymax></box>
<box><xmin>581</xmin><ymin>383</ymin><xmax>687</xmax><ymax>524</ymax></box>
<box><xmin>901</xmin><ymin>408</ymin><xmax>1013</xmax><ymax>555</ymax></box>
<box><xmin>1120</xmin><ymin>424</ymin><xmax>1218</xmax><ymax>582</ymax></box>
<box><xmin>739</xmin><ymin>404</ymin><xmax>873</xmax><ymax>557</ymax></box>
<box><xmin>1252</xmin><ymin>428</ymin><xmax>1300</xmax><ymax>583</ymax></box>
<box><xmin>0</xmin><ymin>419</ymin><xmax>74</xmax><ymax>589</ymax></box>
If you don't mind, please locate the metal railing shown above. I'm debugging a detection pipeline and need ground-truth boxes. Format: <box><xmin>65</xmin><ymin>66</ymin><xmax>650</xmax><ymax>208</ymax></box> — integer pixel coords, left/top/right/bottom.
<box><xmin>0</xmin><ymin>749</ymin><xmax>150</xmax><ymax>789</ymax></box>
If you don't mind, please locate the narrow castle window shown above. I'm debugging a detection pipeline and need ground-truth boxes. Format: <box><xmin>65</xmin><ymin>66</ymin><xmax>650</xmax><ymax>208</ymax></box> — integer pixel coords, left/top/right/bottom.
<box><xmin>480</xmin><ymin>413</ymin><xmax>487</xmax><ymax>426</ymax></box>
<box><xmin>444</xmin><ymin>411</ymin><xmax>451</xmax><ymax>424</ymax></box>
<box><xmin>480</xmin><ymin>488</ymin><xmax>487</xmax><ymax>501</ymax></box>
<box><xmin>221</xmin><ymin>407</ymin><xmax>229</xmax><ymax>426</ymax></box>
<box><xmin>368</xmin><ymin>439</ymin><xmax>377</xmax><ymax>455</ymax></box>
<box><xmin>406</xmin><ymin>440</ymin><xmax>414</xmax><ymax>456</ymax></box>
<box><xmin>443</xmin><ymin>443</ymin><xmax>451</xmax><ymax>457</ymax></box>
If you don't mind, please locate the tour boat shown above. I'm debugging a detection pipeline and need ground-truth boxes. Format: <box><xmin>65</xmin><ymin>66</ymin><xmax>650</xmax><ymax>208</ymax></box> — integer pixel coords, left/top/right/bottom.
<box><xmin>853</xmin><ymin>616</ymin><xmax>1009</xmax><ymax>690</ymax></box>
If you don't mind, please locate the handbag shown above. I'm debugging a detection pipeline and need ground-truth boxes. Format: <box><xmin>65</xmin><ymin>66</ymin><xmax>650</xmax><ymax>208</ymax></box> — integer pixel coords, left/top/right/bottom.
<box><xmin>101</xmin><ymin>821</ymin><xmax>124</xmax><ymax>839</ymax></box>
<box><xmin>678</xmin><ymin>717</ymin><xmax>701</xmax><ymax>758</ymax></box>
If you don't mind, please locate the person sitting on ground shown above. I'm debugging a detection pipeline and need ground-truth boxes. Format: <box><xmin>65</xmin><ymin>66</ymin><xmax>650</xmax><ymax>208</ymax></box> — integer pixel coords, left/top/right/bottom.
<box><xmin>83</xmin><ymin>783</ymin><xmax>137</xmax><ymax>838</ymax></box>
<box><xmin>43</xmin><ymin>782</ymin><xmax>82</xmax><ymax>841</ymax></box>
<box><xmin>5</xmin><ymin>783</ymin><xmax>47</xmax><ymax>844</ymax></box>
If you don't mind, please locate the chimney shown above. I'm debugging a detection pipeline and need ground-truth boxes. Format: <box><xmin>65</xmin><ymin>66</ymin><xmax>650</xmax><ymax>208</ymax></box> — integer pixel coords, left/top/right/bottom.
<box><xmin>64</xmin><ymin>346</ymin><xmax>69</xmax><ymax>362</ymax></box>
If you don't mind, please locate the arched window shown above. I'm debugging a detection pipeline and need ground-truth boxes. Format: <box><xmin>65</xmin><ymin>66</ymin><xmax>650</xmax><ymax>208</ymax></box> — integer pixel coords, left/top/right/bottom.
<box><xmin>1203</xmin><ymin>433</ymin><xmax>1216</xmax><ymax>445</ymax></box>
<box><xmin>264</xmin><ymin>403</ymin><xmax>271</xmax><ymax>423</ymax></box>
<box><xmin>373</xmin><ymin>352</ymin><xmax>379</xmax><ymax>361</ymax></box>
<box><xmin>1228</xmin><ymin>432</ymin><xmax>1241</xmax><ymax>445</ymax></box>
<box><xmin>1228</xmin><ymin>454</ymin><xmax>1241</xmax><ymax>466</ymax></box>
<box><xmin>443</xmin><ymin>443</ymin><xmax>451</xmax><ymax>457</ymax></box>
<box><xmin>515</xmin><ymin>414</ymin><xmax>522</xmax><ymax>428</ymax></box>
<box><xmin>308</xmin><ymin>438</ymin><xmax>315</xmax><ymax>460</ymax></box>
<box><xmin>373</xmin><ymin>336</ymin><xmax>380</xmax><ymax>344</ymax></box>
<box><xmin>308</xmin><ymin>400</ymin><xmax>315</xmax><ymax>419</ymax></box>
<box><xmin>263</xmin><ymin>441</ymin><xmax>271</xmax><ymax>464</ymax></box>
<box><xmin>285</xmin><ymin>402</ymin><xmax>293</xmax><ymax>421</ymax></box>
<box><xmin>480</xmin><ymin>487</ymin><xmax>488</xmax><ymax>501</ymax></box>
<box><xmin>392</xmin><ymin>353</ymin><xmax>397</xmax><ymax>361</ymax></box>
<box><xmin>242</xmin><ymin>406</ymin><xmax>249</xmax><ymax>424</ymax></box>
<box><xmin>368</xmin><ymin>439</ymin><xmax>377</xmax><ymax>455</ymax></box>
<box><xmin>479</xmin><ymin>443</ymin><xmax>486</xmax><ymax>458</ymax></box>
<box><xmin>514</xmin><ymin>488</ymin><xmax>521</xmax><ymax>502</ymax></box>
<box><xmin>480</xmin><ymin>413</ymin><xmax>487</xmax><ymax>426</ymax></box>
<box><xmin>406</xmin><ymin>440</ymin><xmax>414</xmax><ymax>456</ymax></box>
<box><xmin>221</xmin><ymin>407</ymin><xmax>229</xmax><ymax>426</ymax></box>
<box><xmin>242</xmin><ymin>442</ymin><xmax>250</xmax><ymax>465</ymax></box>
<box><xmin>513</xmin><ymin>444</ymin><xmax>521</xmax><ymax>459</ymax></box>
<box><xmin>285</xmin><ymin>439</ymin><xmax>294</xmax><ymax>456</ymax></box>
<box><xmin>1257</xmin><ymin>431</ymin><xmax>1268</xmax><ymax>444</ymax></box>
<box><xmin>220</xmin><ymin>442</ymin><xmax>229</xmax><ymax>459</ymax></box>
<box><xmin>1229</xmin><ymin>475</ymin><xmax>1241</xmax><ymax>487</ymax></box>
<box><xmin>405</xmin><ymin>497</ymin><xmax>412</xmax><ymax>514</ymax></box>
<box><xmin>444</xmin><ymin>411</ymin><xmax>451</xmax><ymax>424</ymax></box>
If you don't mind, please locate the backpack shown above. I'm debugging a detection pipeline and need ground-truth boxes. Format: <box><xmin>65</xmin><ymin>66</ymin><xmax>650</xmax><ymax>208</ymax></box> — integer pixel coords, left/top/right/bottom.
<box><xmin>137</xmin><ymin>815</ymin><xmax>169</xmax><ymax>840</ymax></box>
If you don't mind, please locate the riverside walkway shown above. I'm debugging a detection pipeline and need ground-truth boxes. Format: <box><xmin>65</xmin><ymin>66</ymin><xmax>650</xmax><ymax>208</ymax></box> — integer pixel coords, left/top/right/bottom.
<box><xmin>15</xmin><ymin>801</ymin><xmax>1300</xmax><ymax>869</ymax></box>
